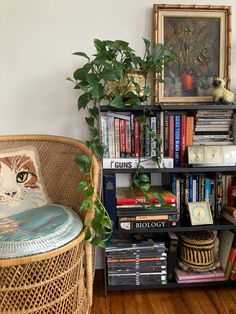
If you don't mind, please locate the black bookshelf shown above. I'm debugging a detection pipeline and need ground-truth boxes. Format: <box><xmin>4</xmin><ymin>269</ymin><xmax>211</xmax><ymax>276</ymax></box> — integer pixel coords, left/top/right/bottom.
<box><xmin>107</xmin><ymin>280</ymin><xmax>235</xmax><ymax>291</ymax></box>
<box><xmin>113</xmin><ymin>217</ymin><xmax>236</xmax><ymax>234</ymax></box>
<box><xmin>100</xmin><ymin>103</ymin><xmax>236</xmax><ymax>112</ymax></box>
<box><xmin>103</xmin><ymin>166</ymin><xmax>236</xmax><ymax>174</ymax></box>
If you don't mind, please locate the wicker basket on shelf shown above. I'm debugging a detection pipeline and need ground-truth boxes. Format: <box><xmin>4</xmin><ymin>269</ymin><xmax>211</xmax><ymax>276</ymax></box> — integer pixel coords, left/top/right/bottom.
<box><xmin>178</xmin><ymin>231</ymin><xmax>215</xmax><ymax>271</ymax></box>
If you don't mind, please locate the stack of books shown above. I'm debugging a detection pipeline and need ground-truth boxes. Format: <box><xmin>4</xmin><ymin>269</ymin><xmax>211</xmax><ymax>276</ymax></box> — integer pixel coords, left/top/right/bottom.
<box><xmin>193</xmin><ymin>109</ymin><xmax>233</xmax><ymax>145</ymax></box>
<box><xmin>175</xmin><ymin>267</ymin><xmax>226</xmax><ymax>283</ymax></box>
<box><xmin>105</xmin><ymin>234</ymin><xmax>167</xmax><ymax>286</ymax></box>
<box><xmin>116</xmin><ymin>186</ymin><xmax>178</xmax><ymax>231</ymax></box>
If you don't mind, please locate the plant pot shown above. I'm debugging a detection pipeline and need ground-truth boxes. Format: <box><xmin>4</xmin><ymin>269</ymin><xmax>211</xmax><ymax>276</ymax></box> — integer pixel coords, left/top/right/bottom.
<box><xmin>181</xmin><ymin>71</ymin><xmax>197</xmax><ymax>94</ymax></box>
<box><xmin>105</xmin><ymin>70</ymin><xmax>146</xmax><ymax>99</ymax></box>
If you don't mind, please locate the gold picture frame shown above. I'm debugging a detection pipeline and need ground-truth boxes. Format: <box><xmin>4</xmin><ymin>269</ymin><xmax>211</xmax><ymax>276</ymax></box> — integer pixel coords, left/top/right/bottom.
<box><xmin>153</xmin><ymin>4</ymin><xmax>232</xmax><ymax>103</ymax></box>
<box><xmin>188</xmin><ymin>201</ymin><xmax>213</xmax><ymax>225</ymax></box>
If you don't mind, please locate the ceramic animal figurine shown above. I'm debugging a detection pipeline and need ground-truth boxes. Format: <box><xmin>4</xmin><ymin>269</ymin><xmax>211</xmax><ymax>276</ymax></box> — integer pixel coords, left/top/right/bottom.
<box><xmin>212</xmin><ymin>76</ymin><xmax>235</xmax><ymax>104</ymax></box>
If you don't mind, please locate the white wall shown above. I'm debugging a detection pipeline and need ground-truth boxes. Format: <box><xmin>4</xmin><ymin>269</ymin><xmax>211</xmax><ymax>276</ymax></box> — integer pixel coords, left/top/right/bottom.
<box><xmin>1</xmin><ymin>0</ymin><xmax>236</xmax><ymax>140</ymax></box>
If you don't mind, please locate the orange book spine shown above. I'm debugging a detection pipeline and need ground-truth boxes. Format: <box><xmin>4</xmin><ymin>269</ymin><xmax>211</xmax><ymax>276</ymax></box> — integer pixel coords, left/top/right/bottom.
<box><xmin>186</xmin><ymin>116</ymin><xmax>194</xmax><ymax>147</ymax></box>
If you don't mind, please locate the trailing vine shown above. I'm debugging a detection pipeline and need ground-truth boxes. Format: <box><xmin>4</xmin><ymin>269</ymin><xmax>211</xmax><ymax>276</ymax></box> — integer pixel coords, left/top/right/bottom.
<box><xmin>68</xmin><ymin>38</ymin><xmax>174</xmax><ymax>246</ymax></box>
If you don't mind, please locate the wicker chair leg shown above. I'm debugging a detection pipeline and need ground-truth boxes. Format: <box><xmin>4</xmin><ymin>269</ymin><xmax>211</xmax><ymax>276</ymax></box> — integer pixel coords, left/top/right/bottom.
<box><xmin>85</xmin><ymin>242</ymin><xmax>93</xmax><ymax>306</ymax></box>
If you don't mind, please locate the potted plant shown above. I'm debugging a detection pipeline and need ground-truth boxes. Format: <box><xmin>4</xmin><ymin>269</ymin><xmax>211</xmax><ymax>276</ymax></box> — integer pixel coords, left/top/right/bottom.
<box><xmin>67</xmin><ymin>38</ymin><xmax>174</xmax><ymax>245</ymax></box>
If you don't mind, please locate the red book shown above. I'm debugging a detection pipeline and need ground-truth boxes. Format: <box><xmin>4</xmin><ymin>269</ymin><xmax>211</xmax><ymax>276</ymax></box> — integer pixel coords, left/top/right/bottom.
<box><xmin>116</xmin><ymin>187</ymin><xmax>176</xmax><ymax>205</ymax></box>
<box><xmin>168</xmin><ymin>114</ymin><xmax>174</xmax><ymax>158</ymax></box>
<box><xmin>119</xmin><ymin>119</ymin><xmax>126</xmax><ymax>157</ymax></box>
<box><xmin>134</xmin><ymin>118</ymin><xmax>140</xmax><ymax>158</ymax></box>
<box><xmin>180</xmin><ymin>114</ymin><xmax>186</xmax><ymax>166</ymax></box>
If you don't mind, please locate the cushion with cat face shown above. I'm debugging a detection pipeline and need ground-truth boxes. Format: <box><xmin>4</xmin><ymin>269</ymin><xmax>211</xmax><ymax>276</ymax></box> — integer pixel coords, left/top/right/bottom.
<box><xmin>0</xmin><ymin>204</ymin><xmax>83</xmax><ymax>258</ymax></box>
<box><xmin>0</xmin><ymin>146</ymin><xmax>49</xmax><ymax>219</ymax></box>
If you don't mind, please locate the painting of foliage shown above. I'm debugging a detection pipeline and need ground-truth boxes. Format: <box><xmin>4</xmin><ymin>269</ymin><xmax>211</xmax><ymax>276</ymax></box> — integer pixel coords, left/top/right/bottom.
<box><xmin>164</xmin><ymin>17</ymin><xmax>220</xmax><ymax>97</ymax></box>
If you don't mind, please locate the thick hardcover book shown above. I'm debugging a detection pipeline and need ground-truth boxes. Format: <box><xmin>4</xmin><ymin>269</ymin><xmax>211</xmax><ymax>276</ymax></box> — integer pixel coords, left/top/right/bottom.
<box><xmin>134</xmin><ymin>118</ymin><xmax>140</xmax><ymax>157</ymax></box>
<box><xmin>116</xmin><ymin>187</ymin><xmax>176</xmax><ymax>205</ymax></box>
<box><xmin>103</xmin><ymin>174</ymin><xmax>117</xmax><ymax>228</ymax></box>
<box><xmin>164</xmin><ymin>112</ymin><xmax>169</xmax><ymax>156</ymax></box>
<box><xmin>174</xmin><ymin>115</ymin><xmax>181</xmax><ymax>167</ymax></box>
<box><xmin>114</xmin><ymin>118</ymin><xmax>120</xmax><ymax>158</ymax></box>
<box><xmin>175</xmin><ymin>267</ymin><xmax>225</xmax><ymax>280</ymax></box>
<box><xmin>186</xmin><ymin>116</ymin><xmax>194</xmax><ymax>147</ymax></box>
<box><xmin>118</xmin><ymin>220</ymin><xmax>177</xmax><ymax>230</ymax></box>
<box><xmin>118</xmin><ymin>213</ymin><xmax>179</xmax><ymax>222</ymax></box>
<box><xmin>108</xmin><ymin>116</ymin><xmax>115</xmax><ymax>158</ymax></box>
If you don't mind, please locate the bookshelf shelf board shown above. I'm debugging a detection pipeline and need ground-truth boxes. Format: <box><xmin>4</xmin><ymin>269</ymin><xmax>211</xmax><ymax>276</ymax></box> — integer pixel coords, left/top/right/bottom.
<box><xmin>103</xmin><ymin>166</ymin><xmax>236</xmax><ymax>174</ymax></box>
<box><xmin>114</xmin><ymin>218</ymin><xmax>236</xmax><ymax>234</ymax></box>
<box><xmin>100</xmin><ymin>104</ymin><xmax>236</xmax><ymax>112</ymax></box>
<box><xmin>106</xmin><ymin>280</ymin><xmax>235</xmax><ymax>291</ymax></box>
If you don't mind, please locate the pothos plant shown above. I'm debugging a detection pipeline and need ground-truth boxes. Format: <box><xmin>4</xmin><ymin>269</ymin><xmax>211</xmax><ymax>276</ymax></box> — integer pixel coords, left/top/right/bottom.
<box><xmin>67</xmin><ymin>38</ymin><xmax>174</xmax><ymax>246</ymax></box>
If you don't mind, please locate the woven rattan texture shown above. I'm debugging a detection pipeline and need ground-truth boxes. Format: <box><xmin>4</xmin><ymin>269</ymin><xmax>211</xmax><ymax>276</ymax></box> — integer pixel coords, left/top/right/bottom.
<box><xmin>0</xmin><ymin>135</ymin><xmax>101</xmax><ymax>314</ymax></box>
<box><xmin>178</xmin><ymin>232</ymin><xmax>215</xmax><ymax>270</ymax></box>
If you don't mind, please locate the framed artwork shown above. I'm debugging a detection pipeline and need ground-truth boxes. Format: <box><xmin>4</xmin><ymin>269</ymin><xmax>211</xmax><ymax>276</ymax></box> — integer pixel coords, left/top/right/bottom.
<box><xmin>153</xmin><ymin>4</ymin><xmax>232</xmax><ymax>103</ymax></box>
<box><xmin>188</xmin><ymin>201</ymin><xmax>213</xmax><ymax>225</ymax></box>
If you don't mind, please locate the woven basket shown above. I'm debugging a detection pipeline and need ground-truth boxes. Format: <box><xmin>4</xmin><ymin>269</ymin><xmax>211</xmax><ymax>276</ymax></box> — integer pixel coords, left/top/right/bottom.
<box><xmin>178</xmin><ymin>231</ymin><xmax>215</xmax><ymax>271</ymax></box>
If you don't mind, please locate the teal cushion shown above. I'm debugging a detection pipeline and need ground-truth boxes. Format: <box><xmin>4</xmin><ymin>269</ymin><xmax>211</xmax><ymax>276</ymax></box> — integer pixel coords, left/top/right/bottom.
<box><xmin>0</xmin><ymin>204</ymin><xmax>83</xmax><ymax>258</ymax></box>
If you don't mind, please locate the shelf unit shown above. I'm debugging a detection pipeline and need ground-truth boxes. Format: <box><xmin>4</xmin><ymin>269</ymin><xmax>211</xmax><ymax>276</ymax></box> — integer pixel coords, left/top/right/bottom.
<box><xmin>102</xmin><ymin>103</ymin><xmax>236</xmax><ymax>291</ymax></box>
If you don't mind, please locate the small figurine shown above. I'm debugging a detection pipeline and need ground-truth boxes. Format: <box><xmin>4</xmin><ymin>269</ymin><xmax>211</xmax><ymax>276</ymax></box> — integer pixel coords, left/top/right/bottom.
<box><xmin>212</xmin><ymin>76</ymin><xmax>235</xmax><ymax>104</ymax></box>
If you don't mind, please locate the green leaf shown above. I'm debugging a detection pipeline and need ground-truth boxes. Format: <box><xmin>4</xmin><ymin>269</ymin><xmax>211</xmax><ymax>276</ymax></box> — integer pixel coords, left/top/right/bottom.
<box><xmin>110</xmin><ymin>92</ymin><xmax>124</xmax><ymax>108</ymax></box>
<box><xmin>74</xmin><ymin>82</ymin><xmax>89</xmax><ymax>92</ymax></box>
<box><xmin>86</xmin><ymin>186</ymin><xmax>94</xmax><ymax>198</ymax></box>
<box><xmin>94</xmin><ymin>57</ymin><xmax>113</xmax><ymax>70</ymax></box>
<box><xmin>80</xmin><ymin>199</ymin><xmax>92</xmax><ymax>211</ymax></box>
<box><xmin>86</xmin><ymin>73</ymin><xmax>101</xmax><ymax>99</ymax></box>
<box><xmin>74</xmin><ymin>154</ymin><xmax>91</xmax><ymax>165</ymax></box>
<box><xmin>132</xmin><ymin>179</ymin><xmax>140</xmax><ymax>188</ymax></box>
<box><xmin>85</xmin><ymin>116</ymin><xmax>94</xmax><ymax>127</ymax></box>
<box><xmin>73</xmin><ymin>64</ymin><xmax>91</xmax><ymax>81</ymax></box>
<box><xmin>94</xmin><ymin>145</ymin><xmax>104</xmax><ymax>157</ymax></box>
<box><xmin>139</xmin><ymin>174</ymin><xmax>150</xmax><ymax>183</ymax></box>
<box><xmin>77</xmin><ymin>181</ymin><xmax>88</xmax><ymax>192</ymax></box>
<box><xmin>66</xmin><ymin>77</ymin><xmax>75</xmax><ymax>83</ymax></box>
<box><xmin>101</xmin><ymin>216</ymin><xmax>112</xmax><ymax>229</ymax></box>
<box><xmin>139</xmin><ymin>183</ymin><xmax>151</xmax><ymax>192</ymax></box>
<box><xmin>144</xmin><ymin>86</ymin><xmax>153</xmax><ymax>97</ymax></box>
<box><xmin>90</xmin><ymin>237</ymin><xmax>105</xmax><ymax>247</ymax></box>
<box><xmin>72</xmin><ymin>51</ymin><xmax>90</xmax><ymax>61</ymax></box>
<box><xmin>153</xmin><ymin>43</ymin><xmax>164</xmax><ymax>61</ymax></box>
<box><xmin>89</xmin><ymin>106</ymin><xmax>99</xmax><ymax>118</ymax></box>
<box><xmin>90</xmin><ymin>126</ymin><xmax>99</xmax><ymax>137</ymax></box>
<box><xmin>152</xmin><ymin>192</ymin><xmax>165</xmax><ymax>205</ymax></box>
<box><xmin>101</xmin><ymin>70</ymin><xmax>119</xmax><ymax>81</ymax></box>
<box><xmin>77</xmin><ymin>92</ymin><xmax>90</xmax><ymax>110</ymax></box>
<box><xmin>84</xmin><ymin>227</ymin><xmax>91</xmax><ymax>240</ymax></box>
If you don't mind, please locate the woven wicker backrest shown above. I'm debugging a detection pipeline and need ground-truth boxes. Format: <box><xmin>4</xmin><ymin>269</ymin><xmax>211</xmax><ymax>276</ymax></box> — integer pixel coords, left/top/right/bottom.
<box><xmin>0</xmin><ymin>134</ymin><xmax>101</xmax><ymax>224</ymax></box>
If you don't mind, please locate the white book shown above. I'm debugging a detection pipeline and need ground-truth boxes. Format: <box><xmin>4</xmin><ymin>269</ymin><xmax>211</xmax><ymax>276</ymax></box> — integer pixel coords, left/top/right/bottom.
<box><xmin>103</xmin><ymin>157</ymin><xmax>173</xmax><ymax>169</ymax></box>
<box><xmin>100</xmin><ymin>115</ymin><xmax>109</xmax><ymax>158</ymax></box>
<box><xmin>150</xmin><ymin>116</ymin><xmax>157</xmax><ymax>157</ymax></box>
<box><xmin>108</xmin><ymin>116</ymin><xmax>115</xmax><ymax>158</ymax></box>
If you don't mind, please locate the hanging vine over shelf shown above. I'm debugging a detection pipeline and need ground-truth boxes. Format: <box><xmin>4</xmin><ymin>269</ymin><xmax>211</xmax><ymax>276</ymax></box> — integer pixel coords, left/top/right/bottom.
<box><xmin>67</xmin><ymin>38</ymin><xmax>174</xmax><ymax>246</ymax></box>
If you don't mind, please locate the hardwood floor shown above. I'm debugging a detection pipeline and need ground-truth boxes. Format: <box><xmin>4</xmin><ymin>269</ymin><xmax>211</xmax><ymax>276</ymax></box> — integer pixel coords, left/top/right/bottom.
<box><xmin>91</xmin><ymin>271</ymin><xmax>236</xmax><ymax>314</ymax></box>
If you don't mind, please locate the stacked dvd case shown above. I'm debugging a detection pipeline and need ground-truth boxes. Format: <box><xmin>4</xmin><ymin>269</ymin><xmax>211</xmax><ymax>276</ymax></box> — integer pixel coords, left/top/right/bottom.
<box><xmin>105</xmin><ymin>233</ymin><xmax>167</xmax><ymax>286</ymax></box>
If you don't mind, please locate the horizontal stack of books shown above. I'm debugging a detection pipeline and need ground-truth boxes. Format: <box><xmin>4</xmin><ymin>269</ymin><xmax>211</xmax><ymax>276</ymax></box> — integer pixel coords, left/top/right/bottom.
<box><xmin>175</xmin><ymin>267</ymin><xmax>226</xmax><ymax>284</ymax></box>
<box><xmin>105</xmin><ymin>234</ymin><xmax>167</xmax><ymax>286</ymax></box>
<box><xmin>193</xmin><ymin>109</ymin><xmax>233</xmax><ymax>145</ymax></box>
<box><xmin>116</xmin><ymin>186</ymin><xmax>178</xmax><ymax>231</ymax></box>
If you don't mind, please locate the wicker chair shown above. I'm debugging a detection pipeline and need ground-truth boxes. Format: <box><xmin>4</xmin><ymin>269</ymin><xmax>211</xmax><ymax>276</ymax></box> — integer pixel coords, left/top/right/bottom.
<box><xmin>0</xmin><ymin>134</ymin><xmax>101</xmax><ymax>314</ymax></box>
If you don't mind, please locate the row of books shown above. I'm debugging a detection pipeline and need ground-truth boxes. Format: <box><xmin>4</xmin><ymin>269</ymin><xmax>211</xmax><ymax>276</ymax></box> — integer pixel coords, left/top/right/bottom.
<box><xmin>100</xmin><ymin>111</ymin><xmax>162</xmax><ymax>159</ymax></box>
<box><xmin>105</xmin><ymin>234</ymin><xmax>168</xmax><ymax>286</ymax></box>
<box><xmin>171</xmin><ymin>173</ymin><xmax>229</xmax><ymax>220</ymax></box>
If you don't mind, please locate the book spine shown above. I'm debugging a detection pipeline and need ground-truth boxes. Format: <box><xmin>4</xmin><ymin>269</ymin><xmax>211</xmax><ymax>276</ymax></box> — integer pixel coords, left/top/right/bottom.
<box><xmin>130</xmin><ymin>113</ymin><xmax>135</xmax><ymax>157</ymax></box>
<box><xmin>114</xmin><ymin>118</ymin><xmax>120</xmax><ymax>158</ymax></box>
<box><xmin>205</xmin><ymin>178</ymin><xmax>210</xmax><ymax>203</ymax></box>
<box><xmin>210</xmin><ymin>179</ymin><xmax>216</xmax><ymax>218</ymax></box>
<box><xmin>150</xmin><ymin>116</ymin><xmax>157</xmax><ymax>157</ymax></box>
<box><xmin>134</xmin><ymin>118</ymin><xmax>140</xmax><ymax>158</ymax></box>
<box><xmin>168</xmin><ymin>114</ymin><xmax>174</xmax><ymax>159</ymax></box>
<box><xmin>119</xmin><ymin>119</ymin><xmax>126</xmax><ymax>157</ymax></box>
<box><xmin>174</xmin><ymin>115</ymin><xmax>181</xmax><ymax>167</ymax></box>
<box><xmin>167</xmin><ymin>233</ymin><xmax>178</xmax><ymax>282</ymax></box>
<box><xmin>100</xmin><ymin>115</ymin><xmax>109</xmax><ymax>158</ymax></box>
<box><xmin>180</xmin><ymin>114</ymin><xmax>186</xmax><ymax>166</ymax></box>
<box><xmin>108</xmin><ymin>116</ymin><xmax>115</xmax><ymax>158</ymax></box>
<box><xmin>139</xmin><ymin>120</ymin><xmax>145</xmax><ymax>157</ymax></box>
<box><xmin>125</xmin><ymin>119</ymin><xmax>132</xmax><ymax>157</ymax></box>
<box><xmin>145</xmin><ymin>117</ymin><xmax>151</xmax><ymax>157</ymax></box>
<box><xmin>119</xmin><ymin>220</ymin><xmax>177</xmax><ymax>231</ymax></box>
<box><xmin>225</xmin><ymin>234</ymin><xmax>236</xmax><ymax>279</ymax></box>
<box><xmin>189</xmin><ymin>174</ymin><xmax>194</xmax><ymax>202</ymax></box>
<box><xmin>164</xmin><ymin>112</ymin><xmax>169</xmax><ymax>156</ymax></box>
<box><xmin>216</xmin><ymin>174</ymin><xmax>223</xmax><ymax>219</ymax></box>
<box><xmin>103</xmin><ymin>174</ymin><xmax>117</xmax><ymax>228</ymax></box>
<box><xmin>186</xmin><ymin>116</ymin><xmax>194</xmax><ymax>147</ymax></box>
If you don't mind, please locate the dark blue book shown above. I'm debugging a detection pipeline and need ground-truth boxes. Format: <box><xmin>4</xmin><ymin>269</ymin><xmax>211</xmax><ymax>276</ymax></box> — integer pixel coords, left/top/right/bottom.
<box><xmin>174</xmin><ymin>115</ymin><xmax>181</xmax><ymax>167</ymax></box>
<box><xmin>103</xmin><ymin>174</ymin><xmax>117</xmax><ymax>228</ymax></box>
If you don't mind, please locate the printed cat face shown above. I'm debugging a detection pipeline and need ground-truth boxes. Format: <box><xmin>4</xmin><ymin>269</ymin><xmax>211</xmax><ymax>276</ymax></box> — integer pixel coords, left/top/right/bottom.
<box><xmin>0</xmin><ymin>148</ymin><xmax>48</xmax><ymax>219</ymax></box>
<box><xmin>0</xmin><ymin>155</ymin><xmax>39</xmax><ymax>207</ymax></box>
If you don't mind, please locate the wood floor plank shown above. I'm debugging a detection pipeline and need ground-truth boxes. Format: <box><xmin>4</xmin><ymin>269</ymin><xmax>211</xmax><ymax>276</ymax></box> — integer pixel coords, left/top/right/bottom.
<box><xmin>91</xmin><ymin>271</ymin><xmax>236</xmax><ymax>314</ymax></box>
